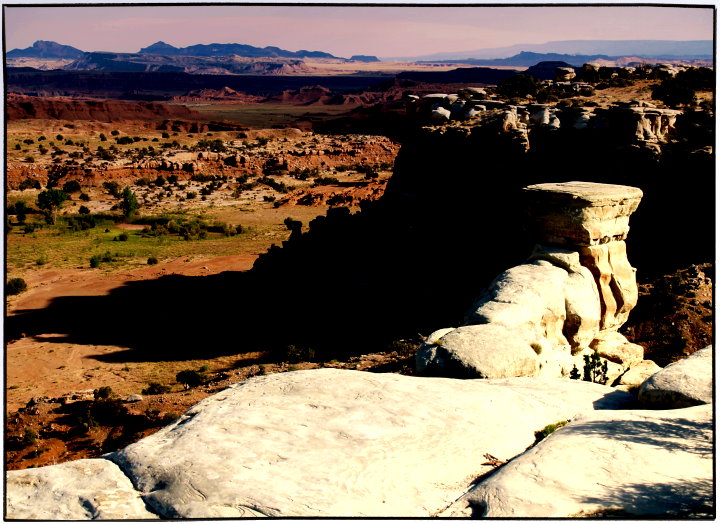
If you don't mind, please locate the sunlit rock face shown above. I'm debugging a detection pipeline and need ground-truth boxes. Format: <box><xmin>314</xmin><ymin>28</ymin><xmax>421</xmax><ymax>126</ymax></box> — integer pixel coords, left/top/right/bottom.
<box><xmin>418</xmin><ymin>181</ymin><xmax>644</xmax><ymax>381</ymax></box>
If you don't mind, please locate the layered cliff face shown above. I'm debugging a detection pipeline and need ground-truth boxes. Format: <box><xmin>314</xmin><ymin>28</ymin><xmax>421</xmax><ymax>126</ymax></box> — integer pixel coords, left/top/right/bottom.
<box><xmin>6</xmin><ymin>94</ymin><xmax>201</xmax><ymax>121</ymax></box>
<box><xmin>251</xmin><ymin>100</ymin><xmax>713</xmax><ymax>356</ymax></box>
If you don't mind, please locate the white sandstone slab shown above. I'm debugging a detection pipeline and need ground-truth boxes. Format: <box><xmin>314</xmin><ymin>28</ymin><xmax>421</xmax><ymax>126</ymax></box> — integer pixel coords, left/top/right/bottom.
<box><xmin>110</xmin><ymin>369</ymin><xmax>633</xmax><ymax>518</ymax></box>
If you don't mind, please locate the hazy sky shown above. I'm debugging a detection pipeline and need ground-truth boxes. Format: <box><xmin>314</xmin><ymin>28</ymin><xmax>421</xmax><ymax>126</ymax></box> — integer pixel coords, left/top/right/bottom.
<box><xmin>3</xmin><ymin>4</ymin><xmax>714</xmax><ymax>58</ymax></box>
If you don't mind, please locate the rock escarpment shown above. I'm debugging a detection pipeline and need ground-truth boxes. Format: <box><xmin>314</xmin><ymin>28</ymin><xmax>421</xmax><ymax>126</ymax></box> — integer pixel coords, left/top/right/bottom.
<box><xmin>418</xmin><ymin>181</ymin><xmax>645</xmax><ymax>381</ymax></box>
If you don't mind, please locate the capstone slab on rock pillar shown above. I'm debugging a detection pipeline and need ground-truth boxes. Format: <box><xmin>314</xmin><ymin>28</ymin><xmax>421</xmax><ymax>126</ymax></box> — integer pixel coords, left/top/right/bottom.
<box><xmin>417</xmin><ymin>180</ymin><xmax>645</xmax><ymax>381</ymax></box>
<box><xmin>524</xmin><ymin>181</ymin><xmax>643</xmax><ymax>331</ymax></box>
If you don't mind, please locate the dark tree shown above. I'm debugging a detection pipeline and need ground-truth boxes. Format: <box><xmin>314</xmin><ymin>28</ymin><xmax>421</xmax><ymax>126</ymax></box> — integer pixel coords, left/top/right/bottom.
<box><xmin>36</xmin><ymin>189</ymin><xmax>69</xmax><ymax>224</ymax></box>
<box><xmin>120</xmin><ymin>187</ymin><xmax>139</xmax><ymax>218</ymax></box>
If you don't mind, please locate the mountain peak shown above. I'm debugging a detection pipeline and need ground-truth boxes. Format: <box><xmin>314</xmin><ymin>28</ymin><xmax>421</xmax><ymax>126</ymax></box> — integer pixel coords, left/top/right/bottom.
<box><xmin>139</xmin><ymin>41</ymin><xmax>180</xmax><ymax>54</ymax></box>
<box><xmin>7</xmin><ymin>40</ymin><xmax>84</xmax><ymax>59</ymax></box>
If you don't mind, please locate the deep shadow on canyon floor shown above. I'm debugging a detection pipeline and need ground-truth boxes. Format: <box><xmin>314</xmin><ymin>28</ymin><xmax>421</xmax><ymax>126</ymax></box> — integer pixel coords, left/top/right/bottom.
<box><xmin>6</xmin><ymin>121</ymin><xmax>715</xmax><ymax>363</ymax></box>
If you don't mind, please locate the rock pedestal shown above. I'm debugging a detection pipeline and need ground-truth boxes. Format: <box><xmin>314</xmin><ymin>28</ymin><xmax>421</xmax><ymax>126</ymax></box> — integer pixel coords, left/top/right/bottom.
<box><xmin>524</xmin><ymin>181</ymin><xmax>643</xmax><ymax>332</ymax></box>
<box><xmin>417</xmin><ymin>181</ymin><xmax>645</xmax><ymax>381</ymax></box>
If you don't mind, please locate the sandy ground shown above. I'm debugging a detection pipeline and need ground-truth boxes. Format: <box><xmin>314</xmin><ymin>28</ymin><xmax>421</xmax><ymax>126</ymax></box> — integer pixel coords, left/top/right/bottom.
<box><xmin>6</xmin><ymin>254</ymin><xmax>257</xmax><ymax>412</ymax></box>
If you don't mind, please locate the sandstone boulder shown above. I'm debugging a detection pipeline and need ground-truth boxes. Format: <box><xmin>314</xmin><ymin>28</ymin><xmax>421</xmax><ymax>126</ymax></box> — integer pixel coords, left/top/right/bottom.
<box><xmin>5</xmin><ymin>458</ymin><xmax>157</xmax><ymax>520</ymax></box>
<box><xmin>108</xmin><ymin>369</ymin><xmax>633</xmax><ymax>518</ymax></box>
<box><xmin>638</xmin><ymin>346</ymin><xmax>713</xmax><ymax>408</ymax></box>
<box><xmin>618</xmin><ymin>359</ymin><xmax>663</xmax><ymax>387</ymax></box>
<box><xmin>417</xmin><ymin>324</ymin><xmax>540</xmax><ymax>378</ymax></box>
<box><xmin>445</xmin><ymin>404</ymin><xmax>713</xmax><ymax>518</ymax></box>
<box><xmin>430</xmin><ymin>107</ymin><xmax>451</xmax><ymax>123</ymax></box>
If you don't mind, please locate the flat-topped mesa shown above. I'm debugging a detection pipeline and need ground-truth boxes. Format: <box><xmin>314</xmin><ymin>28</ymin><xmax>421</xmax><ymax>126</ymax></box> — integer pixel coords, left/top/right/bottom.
<box><xmin>417</xmin><ymin>181</ymin><xmax>646</xmax><ymax>382</ymax></box>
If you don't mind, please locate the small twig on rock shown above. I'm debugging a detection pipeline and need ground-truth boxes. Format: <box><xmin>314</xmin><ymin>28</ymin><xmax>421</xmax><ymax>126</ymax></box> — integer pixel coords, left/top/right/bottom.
<box><xmin>482</xmin><ymin>453</ymin><xmax>506</xmax><ymax>468</ymax></box>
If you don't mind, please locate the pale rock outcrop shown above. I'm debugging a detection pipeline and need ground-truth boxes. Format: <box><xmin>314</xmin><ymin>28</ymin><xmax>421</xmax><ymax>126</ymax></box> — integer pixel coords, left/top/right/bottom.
<box><xmin>104</xmin><ymin>369</ymin><xmax>633</xmax><ymax>518</ymax></box>
<box><xmin>430</xmin><ymin>107</ymin><xmax>451</xmax><ymax>123</ymax></box>
<box><xmin>418</xmin><ymin>181</ymin><xmax>645</xmax><ymax>381</ymax></box>
<box><xmin>444</xmin><ymin>404</ymin><xmax>713</xmax><ymax>518</ymax></box>
<box><xmin>528</xmin><ymin>103</ymin><xmax>551</xmax><ymax>125</ymax></box>
<box><xmin>638</xmin><ymin>346</ymin><xmax>713</xmax><ymax>408</ymax></box>
<box><xmin>618</xmin><ymin>360</ymin><xmax>663</xmax><ymax>387</ymax></box>
<box><xmin>632</xmin><ymin>107</ymin><xmax>680</xmax><ymax>143</ymax></box>
<box><xmin>555</xmin><ymin>67</ymin><xmax>576</xmax><ymax>81</ymax></box>
<box><xmin>5</xmin><ymin>458</ymin><xmax>157</xmax><ymax>520</ymax></box>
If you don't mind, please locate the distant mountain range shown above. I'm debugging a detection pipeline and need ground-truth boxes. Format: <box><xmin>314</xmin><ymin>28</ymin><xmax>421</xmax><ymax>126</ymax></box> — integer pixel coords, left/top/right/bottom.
<box><xmin>417</xmin><ymin>50</ymin><xmax>707</xmax><ymax>68</ymax></box>
<box><xmin>388</xmin><ymin>40</ymin><xmax>714</xmax><ymax>61</ymax></box>
<box><xmin>6</xmin><ymin>40</ymin><xmax>84</xmax><ymax>59</ymax></box>
<box><xmin>5</xmin><ymin>39</ymin><xmax>711</xmax><ymax>75</ymax></box>
<box><xmin>138</xmin><ymin>41</ymin><xmax>338</xmax><ymax>59</ymax></box>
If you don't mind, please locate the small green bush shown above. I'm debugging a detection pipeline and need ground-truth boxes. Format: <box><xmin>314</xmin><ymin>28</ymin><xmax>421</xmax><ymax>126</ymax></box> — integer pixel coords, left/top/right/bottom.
<box><xmin>93</xmin><ymin>386</ymin><xmax>113</xmax><ymax>400</ymax></box>
<box><xmin>176</xmin><ymin>369</ymin><xmax>206</xmax><ymax>388</ymax></box>
<box><xmin>89</xmin><ymin>254</ymin><xmax>101</xmax><ymax>268</ymax></box>
<box><xmin>6</xmin><ymin>278</ymin><xmax>28</xmax><ymax>295</ymax></box>
<box><xmin>534</xmin><ymin>420</ymin><xmax>568</xmax><ymax>443</ymax></box>
<box><xmin>22</xmin><ymin>428</ymin><xmax>38</xmax><ymax>446</ymax></box>
<box><xmin>147</xmin><ymin>256</ymin><xmax>159</xmax><ymax>265</ymax></box>
<box><xmin>142</xmin><ymin>382</ymin><xmax>170</xmax><ymax>395</ymax></box>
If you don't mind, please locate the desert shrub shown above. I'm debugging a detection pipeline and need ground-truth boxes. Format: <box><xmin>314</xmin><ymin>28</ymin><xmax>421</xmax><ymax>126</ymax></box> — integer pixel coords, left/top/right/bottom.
<box><xmin>89</xmin><ymin>254</ymin><xmax>103</xmax><ymax>268</ymax></box>
<box><xmin>167</xmin><ymin>174</ymin><xmax>179</xmax><ymax>185</ymax></box>
<box><xmin>313</xmin><ymin>176</ymin><xmax>340</xmax><ymax>186</ymax></box>
<box><xmin>79</xmin><ymin>192</ymin><xmax>90</xmax><ymax>202</ymax></box>
<box><xmin>103</xmin><ymin>181</ymin><xmax>122</xmax><ymax>198</ymax></box>
<box><xmin>114</xmin><ymin>231</ymin><xmax>130</xmax><ymax>241</ymax></box>
<box><xmin>142</xmin><ymin>382</ymin><xmax>170</xmax><ymax>395</ymax></box>
<box><xmin>115</xmin><ymin>136</ymin><xmax>133</xmax><ymax>145</ymax></box>
<box><xmin>283</xmin><ymin>344</ymin><xmax>316</xmax><ymax>364</ymax></box>
<box><xmin>93</xmin><ymin>386</ymin><xmax>113</xmax><ymax>400</ymax></box>
<box><xmin>18</xmin><ymin>178</ymin><xmax>41</xmax><ymax>191</ymax></box>
<box><xmin>35</xmin><ymin>254</ymin><xmax>48</xmax><ymax>266</ymax></box>
<box><xmin>258</xmin><ymin>176</ymin><xmax>290</xmax><ymax>193</ymax></box>
<box><xmin>62</xmin><ymin>180</ymin><xmax>82</xmax><ymax>193</ymax></box>
<box><xmin>6</xmin><ymin>278</ymin><xmax>28</xmax><ymax>295</ymax></box>
<box><xmin>25</xmin><ymin>156</ymin><xmax>35</xmax><ymax>163</ymax></box>
<box><xmin>186</xmin><ymin>191</ymin><xmax>197</xmax><ymax>199</ymax></box>
<box><xmin>385</xmin><ymin>338</ymin><xmax>419</xmax><ymax>357</ymax></box>
<box><xmin>154</xmin><ymin>175</ymin><xmax>166</xmax><ymax>186</ymax></box>
<box><xmin>22</xmin><ymin>428</ymin><xmax>39</xmax><ymax>447</ymax></box>
<box><xmin>11</xmin><ymin>200</ymin><xmax>29</xmax><ymax>223</ymax></box>
<box><xmin>534</xmin><ymin>420</ymin><xmax>568</xmax><ymax>443</ymax></box>
<box><xmin>194</xmin><ymin>138</ymin><xmax>227</xmax><ymax>152</ymax></box>
<box><xmin>147</xmin><ymin>255</ymin><xmax>159</xmax><ymax>265</ymax></box>
<box><xmin>176</xmin><ymin>369</ymin><xmax>206</xmax><ymax>388</ymax></box>
<box><xmin>162</xmin><ymin>412</ymin><xmax>179</xmax><ymax>423</ymax></box>
<box><xmin>67</xmin><ymin>214</ymin><xmax>96</xmax><ymax>231</ymax></box>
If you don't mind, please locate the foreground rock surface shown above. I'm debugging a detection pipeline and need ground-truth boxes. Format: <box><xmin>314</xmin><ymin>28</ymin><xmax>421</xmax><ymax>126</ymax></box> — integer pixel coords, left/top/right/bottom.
<box><xmin>106</xmin><ymin>369</ymin><xmax>632</xmax><ymax>518</ymax></box>
<box><xmin>445</xmin><ymin>404</ymin><xmax>713</xmax><ymax>518</ymax></box>
<box><xmin>638</xmin><ymin>346</ymin><xmax>713</xmax><ymax>408</ymax></box>
<box><xmin>5</xmin><ymin>458</ymin><xmax>157</xmax><ymax>520</ymax></box>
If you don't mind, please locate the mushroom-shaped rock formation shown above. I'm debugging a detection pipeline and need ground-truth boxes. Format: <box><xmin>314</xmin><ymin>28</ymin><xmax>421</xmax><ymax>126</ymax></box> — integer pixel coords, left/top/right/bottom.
<box><xmin>417</xmin><ymin>181</ymin><xmax>645</xmax><ymax>382</ymax></box>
